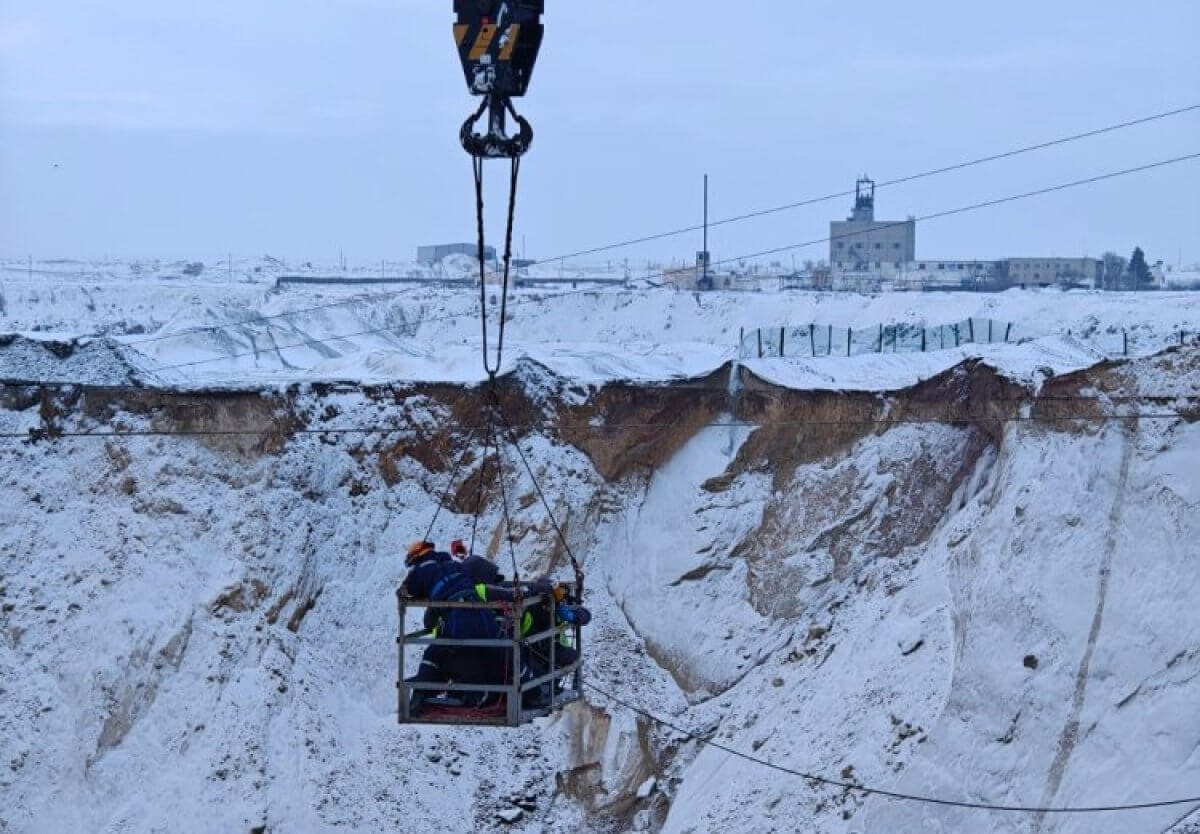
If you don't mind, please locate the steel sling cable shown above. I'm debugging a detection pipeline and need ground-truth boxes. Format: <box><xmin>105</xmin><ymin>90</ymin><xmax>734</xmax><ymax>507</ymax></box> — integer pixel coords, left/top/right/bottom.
<box><xmin>473</xmin><ymin>136</ymin><xmax>524</xmax><ymax>596</ymax></box>
<box><xmin>422</xmin><ymin>425</ymin><xmax>480</xmax><ymax>543</ymax></box>
<box><xmin>498</xmin><ymin>155</ymin><xmax>521</xmax><ymax>369</ymax></box>
<box><xmin>490</xmin><ymin>394</ymin><xmax>523</xmax><ymax>592</ymax></box>
<box><xmin>468</xmin><ymin>409</ymin><xmax>497</xmax><ymax>560</ymax></box>
<box><xmin>475</xmin><ymin>155</ymin><xmax>522</xmax><ymax>378</ymax></box>
<box><xmin>494</xmin><ymin>399</ymin><xmax>585</xmax><ymax>596</ymax></box>
<box><xmin>489</xmin><ymin>392</ymin><xmax>526</xmax><ymax>698</ymax></box>
<box><xmin>473</xmin><ymin>156</ymin><xmax>491</xmax><ymax>372</ymax></box>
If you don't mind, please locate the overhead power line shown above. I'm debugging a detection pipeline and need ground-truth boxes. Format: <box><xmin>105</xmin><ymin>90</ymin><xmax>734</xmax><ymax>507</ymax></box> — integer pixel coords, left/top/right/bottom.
<box><xmin>116</xmin><ymin>105</ymin><xmax>1200</xmax><ymax>351</ymax></box>
<box><xmin>4</xmin><ymin>378</ymin><xmax>1193</xmax><ymax>408</ymax></box>
<box><xmin>0</xmin><ymin>408</ymin><xmax>1192</xmax><ymax>443</ymax></box>
<box><xmin>704</xmin><ymin>152</ymin><xmax>1200</xmax><ymax>271</ymax></box>
<box><xmin>145</xmin><ymin>151</ymin><xmax>1200</xmax><ymax>373</ymax></box>
<box><xmin>536</xmin><ymin>103</ymin><xmax>1200</xmax><ymax>264</ymax></box>
<box><xmin>583</xmin><ymin>680</ymin><xmax>1200</xmax><ymax>815</ymax></box>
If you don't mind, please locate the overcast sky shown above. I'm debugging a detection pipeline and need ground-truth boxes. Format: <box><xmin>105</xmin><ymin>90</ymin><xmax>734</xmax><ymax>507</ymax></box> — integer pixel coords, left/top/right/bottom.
<box><xmin>1</xmin><ymin>0</ymin><xmax>1198</xmax><ymax>267</ymax></box>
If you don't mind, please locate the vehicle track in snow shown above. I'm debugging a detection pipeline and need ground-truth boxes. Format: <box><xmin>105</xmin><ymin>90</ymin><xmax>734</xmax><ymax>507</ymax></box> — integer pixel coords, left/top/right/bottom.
<box><xmin>1033</xmin><ymin>424</ymin><xmax>1136</xmax><ymax>833</ymax></box>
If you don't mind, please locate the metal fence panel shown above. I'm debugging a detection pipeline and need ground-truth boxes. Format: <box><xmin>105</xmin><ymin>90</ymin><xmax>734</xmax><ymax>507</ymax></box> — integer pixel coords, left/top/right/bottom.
<box><xmin>739</xmin><ymin>317</ymin><xmax>1029</xmax><ymax>359</ymax></box>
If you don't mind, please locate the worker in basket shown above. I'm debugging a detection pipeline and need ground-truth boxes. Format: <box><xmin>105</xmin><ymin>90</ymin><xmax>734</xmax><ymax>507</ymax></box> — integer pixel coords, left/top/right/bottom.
<box><xmin>450</xmin><ymin>539</ymin><xmax>590</xmax><ymax>704</ymax></box>
<box><xmin>403</xmin><ymin>540</ymin><xmax>588</xmax><ymax>714</ymax></box>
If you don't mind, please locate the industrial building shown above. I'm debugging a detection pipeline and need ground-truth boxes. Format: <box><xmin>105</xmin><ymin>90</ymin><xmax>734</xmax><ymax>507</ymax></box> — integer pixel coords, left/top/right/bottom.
<box><xmin>417</xmin><ymin>243</ymin><xmax>496</xmax><ymax>265</ymax></box>
<box><xmin>821</xmin><ymin>178</ymin><xmax>1104</xmax><ymax>291</ymax></box>
<box><xmin>1002</xmin><ymin>257</ymin><xmax>1100</xmax><ymax>286</ymax></box>
<box><xmin>830</xmin><ymin>177</ymin><xmax>916</xmax><ymax>275</ymax></box>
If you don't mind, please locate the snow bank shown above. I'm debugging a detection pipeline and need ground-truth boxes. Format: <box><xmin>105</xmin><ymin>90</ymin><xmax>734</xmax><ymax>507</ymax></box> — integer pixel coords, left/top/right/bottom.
<box><xmin>0</xmin><ymin>334</ymin><xmax>162</xmax><ymax>386</ymax></box>
<box><xmin>5</xmin><ymin>266</ymin><xmax>1199</xmax><ymax>390</ymax></box>
<box><xmin>741</xmin><ymin>334</ymin><xmax>1108</xmax><ymax>391</ymax></box>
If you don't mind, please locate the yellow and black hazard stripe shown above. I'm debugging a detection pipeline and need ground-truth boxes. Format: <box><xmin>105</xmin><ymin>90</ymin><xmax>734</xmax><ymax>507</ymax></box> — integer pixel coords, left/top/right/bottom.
<box><xmin>498</xmin><ymin>24</ymin><xmax>520</xmax><ymax>60</ymax></box>
<box><xmin>455</xmin><ymin>23</ymin><xmax>520</xmax><ymax>62</ymax></box>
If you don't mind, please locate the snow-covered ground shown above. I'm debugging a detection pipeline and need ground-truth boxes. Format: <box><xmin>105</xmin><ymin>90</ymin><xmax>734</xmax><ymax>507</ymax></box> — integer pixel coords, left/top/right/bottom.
<box><xmin>3</xmin><ymin>257</ymin><xmax>1199</xmax><ymax>390</ymax></box>
<box><xmin>2</xmin><ymin>267</ymin><xmax>1199</xmax><ymax>833</ymax></box>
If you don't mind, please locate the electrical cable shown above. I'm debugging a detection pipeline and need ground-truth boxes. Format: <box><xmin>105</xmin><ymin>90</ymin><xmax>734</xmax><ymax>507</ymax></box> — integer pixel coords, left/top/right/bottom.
<box><xmin>529</xmin><ymin>104</ymin><xmax>1200</xmax><ymax>265</ymax></box>
<box><xmin>581</xmin><ymin>680</ymin><xmax>1200</xmax><ymax>815</ymax></box>
<box><xmin>702</xmin><ymin>153</ymin><xmax>1200</xmax><ymax>273</ymax></box>
<box><xmin>1</xmin><ymin>408</ymin><xmax>1195</xmax><ymax>443</ymax></box>
<box><xmin>139</xmin><ymin>151</ymin><xmax>1200</xmax><ymax>373</ymax></box>
<box><xmin>105</xmin><ymin>106</ymin><xmax>1200</xmax><ymax>351</ymax></box>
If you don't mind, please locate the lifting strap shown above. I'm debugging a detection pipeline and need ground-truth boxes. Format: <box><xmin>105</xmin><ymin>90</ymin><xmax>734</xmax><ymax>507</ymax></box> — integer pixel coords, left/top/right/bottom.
<box><xmin>473</xmin><ymin>155</ymin><xmax>521</xmax><ymax>378</ymax></box>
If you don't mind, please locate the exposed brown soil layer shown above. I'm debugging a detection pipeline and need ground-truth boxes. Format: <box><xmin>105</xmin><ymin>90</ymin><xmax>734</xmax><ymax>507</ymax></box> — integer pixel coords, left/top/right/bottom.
<box><xmin>5</xmin><ymin>348</ymin><xmax>1193</xmax><ymax>479</ymax></box>
<box><xmin>732</xmin><ymin>359</ymin><xmax>1027</xmax><ymax>491</ymax></box>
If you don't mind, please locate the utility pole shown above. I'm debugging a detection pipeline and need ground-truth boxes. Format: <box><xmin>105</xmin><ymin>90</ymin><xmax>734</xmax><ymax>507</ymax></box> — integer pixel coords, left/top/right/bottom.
<box><xmin>702</xmin><ymin>174</ymin><xmax>709</xmax><ymax>289</ymax></box>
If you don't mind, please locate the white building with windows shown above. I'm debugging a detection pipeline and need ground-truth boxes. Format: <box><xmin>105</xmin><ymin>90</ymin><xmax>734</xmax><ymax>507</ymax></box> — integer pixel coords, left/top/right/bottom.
<box><xmin>1003</xmin><ymin>257</ymin><xmax>1100</xmax><ymax>287</ymax></box>
<box><xmin>816</xmin><ymin>177</ymin><xmax>1111</xmax><ymax>292</ymax></box>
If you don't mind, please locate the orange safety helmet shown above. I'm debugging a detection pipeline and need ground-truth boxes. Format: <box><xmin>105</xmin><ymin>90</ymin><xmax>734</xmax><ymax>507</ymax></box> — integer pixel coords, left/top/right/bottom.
<box><xmin>406</xmin><ymin>540</ymin><xmax>435</xmax><ymax>564</ymax></box>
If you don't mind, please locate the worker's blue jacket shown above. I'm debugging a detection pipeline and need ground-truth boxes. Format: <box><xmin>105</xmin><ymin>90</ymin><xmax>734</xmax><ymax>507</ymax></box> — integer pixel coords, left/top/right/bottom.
<box><xmin>403</xmin><ymin>552</ymin><xmax>499</xmax><ymax>641</ymax></box>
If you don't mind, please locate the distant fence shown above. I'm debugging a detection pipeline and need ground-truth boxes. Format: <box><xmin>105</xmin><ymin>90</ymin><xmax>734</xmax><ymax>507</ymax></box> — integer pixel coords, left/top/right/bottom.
<box><xmin>275</xmin><ymin>275</ymin><xmax>471</xmax><ymax>288</ymax></box>
<box><xmin>739</xmin><ymin>318</ymin><xmax>1019</xmax><ymax>359</ymax></box>
<box><xmin>739</xmin><ymin>320</ymin><xmax>1199</xmax><ymax>360</ymax></box>
<box><xmin>1079</xmin><ymin>328</ymin><xmax>1198</xmax><ymax>357</ymax></box>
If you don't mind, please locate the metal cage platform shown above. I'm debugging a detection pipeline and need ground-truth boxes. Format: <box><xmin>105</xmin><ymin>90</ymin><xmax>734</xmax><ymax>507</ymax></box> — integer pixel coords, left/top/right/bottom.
<box><xmin>396</xmin><ymin>586</ymin><xmax>583</xmax><ymax>727</ymax></box>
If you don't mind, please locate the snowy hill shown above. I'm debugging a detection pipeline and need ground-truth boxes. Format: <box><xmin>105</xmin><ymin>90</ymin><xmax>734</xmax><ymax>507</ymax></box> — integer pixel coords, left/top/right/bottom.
<box><xmin>1</xmin><ymin>274</ymin><xmax>1199</xmax><ymax>833</ymax></box>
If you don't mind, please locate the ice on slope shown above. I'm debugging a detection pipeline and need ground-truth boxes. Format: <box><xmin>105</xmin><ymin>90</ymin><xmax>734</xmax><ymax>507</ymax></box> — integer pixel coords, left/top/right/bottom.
<box><xmin>602</xmin><ymin>420</ymin><xmax>769</xmax><ymax>697</ymax></box>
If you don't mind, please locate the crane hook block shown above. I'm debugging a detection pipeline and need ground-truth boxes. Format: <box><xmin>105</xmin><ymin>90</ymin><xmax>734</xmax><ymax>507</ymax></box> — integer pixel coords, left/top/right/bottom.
<box><xmin>454</xmin><ymin>1</ymin><xmax>544</xmax><ymax>99</ymax></box>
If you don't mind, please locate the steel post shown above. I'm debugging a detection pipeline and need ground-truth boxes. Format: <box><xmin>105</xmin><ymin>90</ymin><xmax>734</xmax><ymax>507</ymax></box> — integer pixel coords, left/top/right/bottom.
<box><xmin>549</xmin><ymin>602</ymin><xmax>557</xmax><ymax>712</ymax></box>
<box><xmin>507</xmin><ymin>603</ymin><xmax>523</xmax><ymax>726</ymax></box>
<box><xmin>398</xmin><ymin>593</ymin><xmax>409</xmax><ymax>723</ymax></box>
